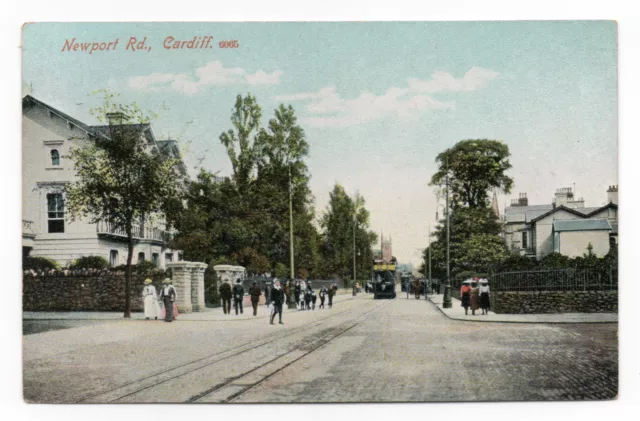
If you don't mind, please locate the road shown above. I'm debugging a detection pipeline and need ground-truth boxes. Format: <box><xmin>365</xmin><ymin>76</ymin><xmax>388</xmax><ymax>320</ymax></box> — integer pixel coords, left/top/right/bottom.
<box><xmin>23</xmin><ymin>292</ymin><xmax>617</xmax><ymax>403</ymax></box>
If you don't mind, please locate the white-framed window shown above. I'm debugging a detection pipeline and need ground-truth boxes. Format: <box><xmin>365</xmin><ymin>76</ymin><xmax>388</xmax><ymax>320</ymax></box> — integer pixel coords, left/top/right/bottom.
<box><xmin>110</xmin><ymin>250</ymin><xmax>119</xmax><ymax>267</ymax></box>
<box><xmin>44</xmin><ymin>140</ymin><xmax>64</xmax><ymax>169</ymax></box>
<box><xmin>522</xmin><ymin>232</ymin><xmax>528</xmax><ymax>249</ymax></box>
<box><xmin>50</xmin><ymin>149</ymin><xmax>60</xmax><ymax>166</ymax></box>
<box><xmin>46</xmin><ymin>192</ymin><xmax>65</xmax><ymax>233</ymax></box>
<box><xmin>165</xmin><ymin>253</ymin><xmax>173</xmax><ymax>263</ymax></box>
<box><xmin>138</xmin><ymin>252</ymin><xmax>145</xmax><ymax>263</ymax></box>
<box><xmin>152</xmin><ymin>253</ymin><xmax>159</xmax><ymax>267</ymax></box>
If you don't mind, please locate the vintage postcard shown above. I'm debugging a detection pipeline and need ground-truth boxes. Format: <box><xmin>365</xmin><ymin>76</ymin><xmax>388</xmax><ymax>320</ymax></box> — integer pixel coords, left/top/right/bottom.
<box><xmin>22</xmin><ymin>21</ymin><xmax>618</xmax><ymax>403</ymax></box>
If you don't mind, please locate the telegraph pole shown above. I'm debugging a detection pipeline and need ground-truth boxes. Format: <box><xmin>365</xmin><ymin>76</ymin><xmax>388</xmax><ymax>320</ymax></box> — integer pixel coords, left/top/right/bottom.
<box><xmin>442</xmin><ymin>163</ymin><xmax>452</xmax><ymax>309</ymax></box>
<box><xmin>288</xmin><ymin>164</ymin><xmax>296</xmax><ymax>309</ymax></box>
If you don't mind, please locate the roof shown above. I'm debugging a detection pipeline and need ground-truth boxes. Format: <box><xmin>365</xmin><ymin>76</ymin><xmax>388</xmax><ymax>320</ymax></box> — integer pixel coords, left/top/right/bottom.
<box><xmin>23</xmin><ymin>95</ymin><xmax>95</xmax><ymax>135</ymax></box>
<box><xmin>529</xmin><ymin>203</ymin><xmax>617</xmax><ymax>224</ymax></box>
<box><xmin>90</xmin><ymin>124</ymin><xmax>151</xmax><ymax>139</ymax></box>
<box><xmin>504</xmin><ymin>204</ymin><xmax>554</xmax><ymax>223</ymax></box>
<box><xmin>553</xmin><ymin>219</ymin><xmax>612</xmax><ymax>232</ymax></box>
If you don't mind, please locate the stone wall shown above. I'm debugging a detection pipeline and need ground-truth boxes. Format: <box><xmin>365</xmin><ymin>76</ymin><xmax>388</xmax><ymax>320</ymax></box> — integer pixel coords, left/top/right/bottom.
<box><xmin>23</xmin><ymin>261</ymin><xmax>208</xmax><ymax>312</ymax></box>
<box><xmin>22</xmin><ymin>269</ymin><xmax>167</xmax><ymax>312</ymax></box>
<box><xmin>492</xmin><ymin>290</ymin><xmax>617</xmax><ymax>314</ymax></box>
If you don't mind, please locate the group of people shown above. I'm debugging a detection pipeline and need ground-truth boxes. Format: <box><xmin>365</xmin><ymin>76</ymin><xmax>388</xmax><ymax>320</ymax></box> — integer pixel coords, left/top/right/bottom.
<box><xmin>218</xmin><ymin>278</ymin><xmax>339</xmax><ymax>324</ymax></box>
<box><xmin>459</xmin><ymin>278</ymin><xmax>491</xmax><ymax>315</ymax></box>
<box><xmin>141</xmin><ymin>278</ymin><xmax>179</xmax><ymax>322</ymax></box>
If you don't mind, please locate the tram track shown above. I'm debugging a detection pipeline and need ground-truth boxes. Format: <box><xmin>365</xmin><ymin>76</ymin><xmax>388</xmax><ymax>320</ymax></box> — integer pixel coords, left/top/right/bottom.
<box><xmin>79</xmin><ymin>299</ymin><xmax>384</xmax><ymax>403</ymax></box>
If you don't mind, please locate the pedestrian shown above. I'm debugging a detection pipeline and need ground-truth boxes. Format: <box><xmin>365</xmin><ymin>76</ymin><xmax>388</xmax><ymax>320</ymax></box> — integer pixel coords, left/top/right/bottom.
<box><xmin>264</xmin><ymin>281</ymin><xmax>272</xmax><ymax>307</ymax></box>
<box><xmin>460</xmin><ymin>280</ymin><xmax>472</xmax><ymax>315</ymax></box>
<box><xmin>294</xmin><ymin>280</ymin><xmax>302</xmax><ymax>309</ymax></box>
<box><xmin>284</xmin><ymin>278</ymin><xmax>291</xmax><ymax>305</ymax></box>
<box><xmin>328</xmin><ymin>283</ymin><xmax>337</xmax><ymax>308</ymax></box>
<box><xmin>142</xmin><ymin>278</ymin><xmax>161</xmax><ymax>320</ymax></box>
<box><xmin>305</xmin><ymin>281</ymin><xmax>315</xmax><ymax>310</ymax></box>
<box><xmin>233</xmin><ymin>279</ymin><xmax>245</xmax><ymax>315</ymax></box>
<box><xmin>270</xmin><ymin>279</ymin><xmax>285</xmax><ymax>325</ymax></box>
<box><xmin>309</xmin><ymin>282</ymin><xmax>317</xmax><ymax>310</ymax></box>
<box><xmin>319</xmin><ymin>285</ymin><xmax>328</xmax><ymax>309</ymax></box>
<box><xmin>249</xmin><ymin>281</ymin><xmax>262</xmax><ymax>316</ymax></box>
<box><xmin>219</xmin><ymin>280</ymin><xmax>232</xmax><ymax>315</ymax></box>
<box><xmin>479</xmin><ymin>278</ymin><xmax>491</xmax><ymax>315</ymax></box>
<box><xmin>469</xmin><ymin>278</ymin><xmax>480</xmax><ymax>316</ymax></box>
<box><xmin>413</xmin><ymin>278</ymin><xmax>421</xmax><ymax>299</ymax></box>
<box><xmin>159</xmin><ymin>278</ymin><xmax>177</xmax><ymax>322</ymax></box>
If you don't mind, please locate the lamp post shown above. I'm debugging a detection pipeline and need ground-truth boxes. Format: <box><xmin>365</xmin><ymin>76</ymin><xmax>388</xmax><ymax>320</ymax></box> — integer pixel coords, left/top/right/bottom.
<box><xmin>352</xmin><ymin>191</ymin><xmax>360</xmax><ymax>287</ymax></box>
<box><xmin>426</xmin><ymin>226</ymin><xmax>431</xmax><ymax>300</ymax></box>
<box><xmin>442</xmin><ymin>167</ymin><xmax>452</xmax><ymax>309</ymax></box>
<box><xmin>287</xmin><ymin>163</ymin><xmax>296</xmax><ymax>309</ymax></box>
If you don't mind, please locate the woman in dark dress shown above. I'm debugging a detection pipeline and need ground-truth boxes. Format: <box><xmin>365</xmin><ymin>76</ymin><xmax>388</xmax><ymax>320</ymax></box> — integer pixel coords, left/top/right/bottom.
<box><xmin>460</xmin><ymin>280</ymin><xmax>472</xmax><ymax>315</ymax></box>
<box><xmin>479</xmin><ymin>279</ymin><xmax>491</xmax><ymax>315</ymax></box>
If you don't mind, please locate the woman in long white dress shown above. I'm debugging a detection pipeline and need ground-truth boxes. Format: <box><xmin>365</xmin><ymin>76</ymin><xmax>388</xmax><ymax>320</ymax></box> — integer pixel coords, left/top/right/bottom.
<box><xmin>142</xmin><ymin>278</ymin><xmax>161</xmax><ymax>320</ymax></box>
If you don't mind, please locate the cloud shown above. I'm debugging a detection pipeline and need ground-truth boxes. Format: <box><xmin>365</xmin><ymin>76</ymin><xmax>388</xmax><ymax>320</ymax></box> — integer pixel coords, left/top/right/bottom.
<box><xmin>407</xmin><ymin>67</ymin><xmax>499</xmax><ymax>93</ymax></box>
<box><xmin>274</xmin><ymin>67</ymin><xmax>497</xmax><ymax>128</ymax></box>
<box><xmin>127</xmin><ymin>61</ymin><xmax>283</xmax><ymax>95</ymax></box>
<box><xmin>289</xmin><ymin>87</ymin><xmax>454</xmax><ymax>128</ymax></box>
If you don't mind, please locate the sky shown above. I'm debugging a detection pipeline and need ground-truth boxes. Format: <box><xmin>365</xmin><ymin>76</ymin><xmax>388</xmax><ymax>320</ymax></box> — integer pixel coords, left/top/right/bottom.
<box><xmin>22</xmin><ymin>21</ymin><xmax>618</xmax><ymax>267</ymax></box>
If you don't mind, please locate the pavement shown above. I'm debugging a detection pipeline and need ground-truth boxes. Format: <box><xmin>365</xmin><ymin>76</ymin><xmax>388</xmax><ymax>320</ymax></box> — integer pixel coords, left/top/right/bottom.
<box><xmin>427</xmin><ymin>293</ymin><xmax>618</xmax><ymax>323</ymax></box>
<box><xmin>23</xmin><ymin>291</ymin><xmax>618</xmax><ymax>402</ymax></box>
<box><xmin>22</xmin><ymin>292</ymin><xmax>355</xmax><ymax>322</ymax></box>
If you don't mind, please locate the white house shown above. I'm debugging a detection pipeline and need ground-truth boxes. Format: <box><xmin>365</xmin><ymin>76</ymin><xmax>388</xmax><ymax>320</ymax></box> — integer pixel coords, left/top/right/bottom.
<box><xmin>504</xmin><ymin>186</ymin><xmax>618</xmax><ymax>259</ymax></box>
<box><xmin>22</xmin><ymin>95</ymin><xmax>183</xmax><ymax>269</ymax></box>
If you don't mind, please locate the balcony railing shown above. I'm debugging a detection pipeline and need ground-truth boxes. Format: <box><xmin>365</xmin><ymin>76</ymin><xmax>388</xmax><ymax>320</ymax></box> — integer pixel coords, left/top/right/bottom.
<box><xmin>96</xmin><ymin>221</ymin><xmax>175</xmax><ymax>243</ymax></box>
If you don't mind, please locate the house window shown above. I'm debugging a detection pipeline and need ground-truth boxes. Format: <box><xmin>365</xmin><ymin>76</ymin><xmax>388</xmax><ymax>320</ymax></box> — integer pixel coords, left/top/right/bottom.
<box><xmin>152</xmin><ymin>253</ymin><xmax>159</xmax><ymax>267</ymax></box>
<box><xmin>165</xmin><ymin>253</ymin><xmax>173</xmax><ymax>263</ymax></box>
<box><xmin>110</xmin><ymin>250</ymin><xmax>119</xmax><ymax>267</ymax></box>
<box><xmin>50</xmin><ymin>149</ymin><xmax>60</xmax><ymax>166</ymax></box>
<box><xmin>46</xmin><ymin>193</ymin><xmax>65</xmax><ymax>233</ymax></box>
<box><xmin>554</xmin><ymin>232</ymin><xmax>560</xmax><ymax>253</ymax></box>
<box><xmin>522</xmin><ymin>232</ymin><xmax>528</xmax><ymax>249</ymax></box>
<box><xmin>138</xmin><ymin>252</ymin><xmax>145</xmax><ymax>263</ymax></box>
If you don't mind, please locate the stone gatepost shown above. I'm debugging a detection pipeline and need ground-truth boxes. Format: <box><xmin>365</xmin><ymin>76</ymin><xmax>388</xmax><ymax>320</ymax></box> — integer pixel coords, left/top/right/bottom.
<box><xmin>166</xmin><ymin>262</ymin><xmax>193</xmax><ymax>313</ymax></box>
<box><xmin>190</xmin><ymin>263</ymin><xmax>208</xmax><ymax>312</ymax></box>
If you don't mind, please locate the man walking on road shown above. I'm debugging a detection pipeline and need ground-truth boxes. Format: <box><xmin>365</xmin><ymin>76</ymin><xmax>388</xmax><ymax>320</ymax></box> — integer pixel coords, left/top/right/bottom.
<box><xmin>249</xmin><ymin>281</ymin><xmax>262</xmax><ymax>316</ymax></box>
<box><xmin>264</xmin><ymin>280</ymin><xmax>272</xmax><ymax>306</ymax></box>
<box><xmin>219</xmin><ymin>281</ymin><xmax>232</xmax><ymax>314</ymax></box>
<box><xmin>328</xmin><ymin>283</ymin><xmax>337</xmax><ymax>308</ymax></box>
<box><xmin>233</xmin><ymin>279</ymin><xmax>245</xmax><ymax>315</ymax></box>
<box><xmin>319</xmin><ymin>285</ymin><xmax>328</xmax><ymax>309</ymax></box>
<box><xmin>270</xmin><ymin>279</ymin><xmax>285</xmax><ymax>325</ymax></box>
<box><xmin>413</xmin><ymin>278</ymin><xmax>422</xmax><ymax>299</ymax></box>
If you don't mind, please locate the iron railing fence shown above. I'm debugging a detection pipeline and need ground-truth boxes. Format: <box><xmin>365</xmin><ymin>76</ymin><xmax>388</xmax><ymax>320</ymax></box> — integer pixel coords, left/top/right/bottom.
<box><xmin>489</xmin><ymin>267</ymin><xmax>618</xmax><ymax>293</ymax></box>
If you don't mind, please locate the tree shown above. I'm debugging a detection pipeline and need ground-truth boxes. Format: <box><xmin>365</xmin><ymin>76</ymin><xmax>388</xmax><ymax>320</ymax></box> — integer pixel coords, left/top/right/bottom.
<box><xmin>454</xmin><ymin>234</ymin><xmax>509</xmax><ymax>273</ymax></box>
<box><xmin>253</xmin><ymin>103</ymin><xmax>317</xmax><ymax>276</ymax></box>
<box><xmin>320</xmin><ymin>184</ymin><xmax>377</xmax><ymax>282</ymax></box>
<box><xmin>219</xmin><ymin>94</ymin><xmax>262</xmax><ymax>191</ymax></box>
<box><xmin>65</xmin><ymin>92</ymin><xmax>183</xmax><ymax>318</ymax></box>
<box><xmin>430</xmin><ymin>139</ymin><xmax>514</xmax><ymax>209</ymax></box>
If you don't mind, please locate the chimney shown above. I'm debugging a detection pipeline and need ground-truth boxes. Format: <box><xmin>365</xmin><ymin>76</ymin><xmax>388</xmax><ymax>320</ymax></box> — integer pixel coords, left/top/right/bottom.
<box><xmin>106</xmin><ymin>111</ymin><xmax>130</xmax><ymax>126</ymax></box>
<box><xmin>518</xmin><ymin>193</ymin><xmax>528</xmax><ymax>206</ymax></box>
<box><xmin>554</xmin><ymin>187</ymin><xmax>573</xmax><ymax>207</ymax></box>
<box><xmin>607</xmin><ymin>185</ymin><xmax>618</xmax><ymax>205</ymax></box>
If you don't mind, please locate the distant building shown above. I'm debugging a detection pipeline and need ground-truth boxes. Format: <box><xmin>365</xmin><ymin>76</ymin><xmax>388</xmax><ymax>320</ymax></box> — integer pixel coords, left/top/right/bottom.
<box><xmin>504</xmin><ymin>186</ymin><xmax>617</xmax><ymax>259</ymax></box>
<box><xmin>381</xmin><ymin>235</ymin><xmax>393</xmax><ymax>262</ymax></box>
<box><xmin>22</xmin><ymin>95</ymin><xmax>183</xmax><ymax>268</ymax></box>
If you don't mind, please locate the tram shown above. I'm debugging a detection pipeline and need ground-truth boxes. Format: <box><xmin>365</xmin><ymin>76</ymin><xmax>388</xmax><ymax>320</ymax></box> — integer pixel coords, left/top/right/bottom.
<box><xmin>372</xmin><ymin>257</ymin><xmax>397</xmax><ymax>299</ymax></box>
